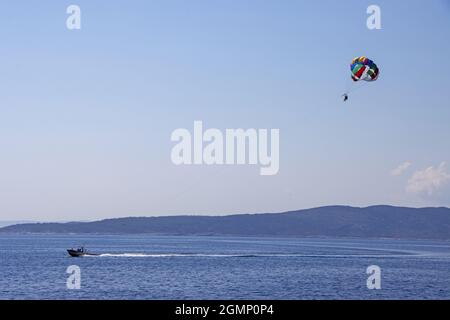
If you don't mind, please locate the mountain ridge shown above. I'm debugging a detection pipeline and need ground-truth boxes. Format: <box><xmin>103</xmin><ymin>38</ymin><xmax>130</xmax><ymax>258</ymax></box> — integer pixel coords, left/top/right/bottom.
<box><xmin>1</xmin><ymin>205</ymin><xmax>450</xmax><ymax>240</ymax></box>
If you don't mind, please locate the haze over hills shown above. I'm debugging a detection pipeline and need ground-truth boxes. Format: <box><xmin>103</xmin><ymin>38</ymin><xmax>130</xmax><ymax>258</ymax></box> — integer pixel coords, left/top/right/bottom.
<box><xmin>1</xmin><ymin>206</ymin><xmax>450</xmax><ymax>240</ymax></box>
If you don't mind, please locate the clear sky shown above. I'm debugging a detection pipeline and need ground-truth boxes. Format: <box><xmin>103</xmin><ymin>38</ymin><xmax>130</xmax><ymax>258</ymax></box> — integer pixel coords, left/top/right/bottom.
<box><xmin>1</xmin><ymin>0</ymin><xmax>450</xmax><ymax>221</ymax></box>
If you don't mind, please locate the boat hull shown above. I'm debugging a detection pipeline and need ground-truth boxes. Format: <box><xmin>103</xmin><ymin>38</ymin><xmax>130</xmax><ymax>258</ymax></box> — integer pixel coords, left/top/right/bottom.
<box><xmin>67</xmin><ymin>249</ymin><xmax>99</xmax><ymax>257</ymax></box>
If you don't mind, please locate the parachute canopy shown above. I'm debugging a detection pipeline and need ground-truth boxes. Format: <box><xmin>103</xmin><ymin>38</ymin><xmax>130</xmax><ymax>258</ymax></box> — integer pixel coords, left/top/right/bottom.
<box><xmin>350</xmin><ymin>56</ymin><xmax>379</xmax><ymax>82</ymax></box>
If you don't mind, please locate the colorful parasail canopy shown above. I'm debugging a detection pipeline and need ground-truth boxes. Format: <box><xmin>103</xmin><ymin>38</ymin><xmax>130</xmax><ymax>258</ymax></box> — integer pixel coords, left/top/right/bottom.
<box><xmin>350</xmin><ymin>56</ymin><xmax>379</xmax><ymax>82</ymax></box>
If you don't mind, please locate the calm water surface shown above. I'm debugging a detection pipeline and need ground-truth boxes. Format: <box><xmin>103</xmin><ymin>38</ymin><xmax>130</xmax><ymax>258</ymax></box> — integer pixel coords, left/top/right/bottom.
<box><xmin>0</xmin><ymin>234</ymin><xmax>449</xmax><ymax>299</ymax></box>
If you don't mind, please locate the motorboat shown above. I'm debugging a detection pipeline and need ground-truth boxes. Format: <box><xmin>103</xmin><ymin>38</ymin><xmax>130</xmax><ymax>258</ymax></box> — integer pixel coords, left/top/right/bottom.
<box><xmin>67</xmin><ymin>246</ymin><xmax>99</xmax><ymax>257</ymax></box>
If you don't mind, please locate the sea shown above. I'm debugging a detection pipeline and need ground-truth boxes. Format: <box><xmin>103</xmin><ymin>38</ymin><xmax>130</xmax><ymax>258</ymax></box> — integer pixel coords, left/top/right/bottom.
<box><xmin>0</xmin><ymin>234</ymin><xmax>449</xmax><ymax>300</ymax></box>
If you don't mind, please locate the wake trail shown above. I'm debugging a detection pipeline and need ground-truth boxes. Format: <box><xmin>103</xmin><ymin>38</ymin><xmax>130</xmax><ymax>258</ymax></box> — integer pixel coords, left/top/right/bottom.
<box><xmin>88</xmin><ymin>252</ymin><xmax>435</xmax><ymax>259</ymax></box>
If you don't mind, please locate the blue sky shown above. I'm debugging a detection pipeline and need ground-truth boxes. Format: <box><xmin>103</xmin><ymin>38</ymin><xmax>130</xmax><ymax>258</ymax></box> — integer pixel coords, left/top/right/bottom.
<box><xmin>1</xmin><ymin>0</ymin><xmax>450</xmax><ymax>221</ymax></box>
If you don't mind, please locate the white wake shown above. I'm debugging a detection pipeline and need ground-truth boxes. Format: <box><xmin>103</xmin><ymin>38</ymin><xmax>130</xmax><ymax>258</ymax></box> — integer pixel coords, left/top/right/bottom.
<box><xmin>88</xmin><ymin>252</ymin><xmax>427</xmax><ymax>258</ymax></box>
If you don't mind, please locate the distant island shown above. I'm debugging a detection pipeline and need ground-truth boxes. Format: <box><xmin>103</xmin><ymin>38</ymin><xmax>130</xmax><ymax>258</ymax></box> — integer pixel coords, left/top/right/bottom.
<box><xmin>1</xmin><ymin>205</ymin><xmax>450</xmax><ymax>240</ymax></box>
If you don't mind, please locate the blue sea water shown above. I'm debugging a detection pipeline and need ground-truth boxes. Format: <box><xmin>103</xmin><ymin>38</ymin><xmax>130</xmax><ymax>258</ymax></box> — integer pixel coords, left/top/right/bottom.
<box><xmin>0</xmin><ymin>234</ymin><xmax>449</xmax><ymax>300</ymax></box>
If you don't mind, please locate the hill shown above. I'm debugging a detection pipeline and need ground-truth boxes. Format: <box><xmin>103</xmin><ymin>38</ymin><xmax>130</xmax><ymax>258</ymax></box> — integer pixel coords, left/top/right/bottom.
<box><xmin>1</xmin><ymin>205</ymin><xmax>450</xmax><ymax>239</ymax></box>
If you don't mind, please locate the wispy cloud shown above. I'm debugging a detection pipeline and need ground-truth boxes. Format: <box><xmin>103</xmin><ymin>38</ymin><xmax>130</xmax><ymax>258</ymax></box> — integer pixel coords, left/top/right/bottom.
<box><xmin>391</xmin><ymin>161</ymin><xmax>411</xmax><ymax>176</ymax></box>
<box><xmin>406</xmin><ymin>162</ymin><xmax>450</xmax><ymax>195</ymax></box>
